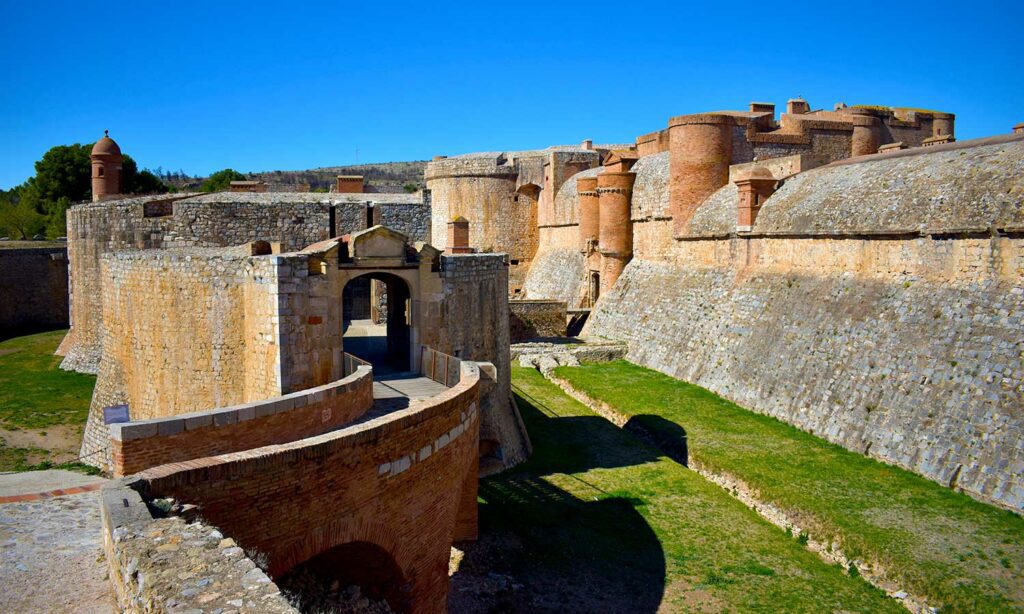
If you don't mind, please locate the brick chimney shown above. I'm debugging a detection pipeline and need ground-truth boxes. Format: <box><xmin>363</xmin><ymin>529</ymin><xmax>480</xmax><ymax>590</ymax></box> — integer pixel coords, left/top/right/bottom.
<box><xmin>336</xmin><ymin>175</ymin><xmax>364</xmax><ymax>193</ymax></box>
<box><xmin>447</xmin><ymin>216</ymin><xmax>473</xmax><ymax>254</ymax></box>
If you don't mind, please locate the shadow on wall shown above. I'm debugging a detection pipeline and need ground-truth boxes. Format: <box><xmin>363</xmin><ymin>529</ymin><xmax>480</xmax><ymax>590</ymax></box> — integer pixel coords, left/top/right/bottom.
<box><xmin>449</xmin><ymin>388</ymin><xmax>666</xmax><ymax>613</ymax></box>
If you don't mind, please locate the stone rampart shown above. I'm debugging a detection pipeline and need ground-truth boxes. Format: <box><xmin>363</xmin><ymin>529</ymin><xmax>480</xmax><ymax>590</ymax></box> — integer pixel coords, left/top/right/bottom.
<box><xmin>585</xmin><ymin>232</ymin><xmax>1024</xmax><ymax>511</ymax></box>
<box><xmin>110</xmin><ymin>366</ymin><xmax>373</xmax><ymax>476</ymax></box>
<box><xmin>126</xmin><ymin>361</ymin><xmax>487</xmax><ymax>613</ymax></box>
<box><xmin>0</xmin><ymin>245</ymin><xmax>68</xmax><ymax>335</ymax></box>
<box><xmin>59</xmin><ymin>192</ymin><xmax>429</xmax><ymax>374</ymax></box>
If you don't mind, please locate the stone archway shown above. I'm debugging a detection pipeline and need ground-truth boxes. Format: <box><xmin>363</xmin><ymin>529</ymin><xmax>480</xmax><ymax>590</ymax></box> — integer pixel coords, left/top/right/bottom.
<box><xmin>276</xmin><ymin>540</ymin><xmax>412</xmax><ymax>613</ymax></box>
<box><xmin>342</xmin><ymin>272</ymin><xmax>412</xmax><ymax>372</ymax></box>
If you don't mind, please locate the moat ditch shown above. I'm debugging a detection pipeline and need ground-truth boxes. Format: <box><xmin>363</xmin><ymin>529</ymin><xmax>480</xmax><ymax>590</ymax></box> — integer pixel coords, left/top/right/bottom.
<box><xmin>541</xmin><ymin>360</ymin><xmax>1024</xmax><ymax>613</ymax></box>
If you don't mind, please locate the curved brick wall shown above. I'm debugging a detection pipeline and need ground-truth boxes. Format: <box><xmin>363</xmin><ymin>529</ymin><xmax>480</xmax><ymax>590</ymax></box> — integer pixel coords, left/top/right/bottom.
<box><xmin>110</xmin><ymin>365</ymin><xmax>373</xmax><ymax>476</ymax></box>
<box><xmin>130</xmin><ymin>361</ymin><xmax>488</xmax><ymax>613</ymax></box>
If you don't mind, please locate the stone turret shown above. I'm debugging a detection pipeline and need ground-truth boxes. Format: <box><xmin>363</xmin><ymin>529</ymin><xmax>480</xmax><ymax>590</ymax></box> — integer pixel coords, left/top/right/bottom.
<box><xmin>91</xmin><ymin>130</ymin><xmax>123</xmax><ymax>202</ymax></box>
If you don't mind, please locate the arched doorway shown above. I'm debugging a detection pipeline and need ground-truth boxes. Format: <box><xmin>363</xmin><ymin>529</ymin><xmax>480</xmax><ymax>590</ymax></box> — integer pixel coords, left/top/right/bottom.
<box><xmin>342</xmin><ymin>272</ymin><xmax>411</xmax><ymax>373</ymax></box>
<box><xmin>276</xmin><ymin>541</ymin><xmax>411</xmax><ymax>613</ymax></box>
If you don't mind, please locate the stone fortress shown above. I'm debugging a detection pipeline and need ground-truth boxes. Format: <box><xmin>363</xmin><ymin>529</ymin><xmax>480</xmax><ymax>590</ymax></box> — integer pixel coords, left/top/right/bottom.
<box><xmin>426</xmin><ymin>98</ymin><xmax>1023</xmax><ymax>513</ymax></box>
<box><xmin>62</xmin><ymin>98</ymin><xmax>1023</xmax><ymax>612</ymax></box>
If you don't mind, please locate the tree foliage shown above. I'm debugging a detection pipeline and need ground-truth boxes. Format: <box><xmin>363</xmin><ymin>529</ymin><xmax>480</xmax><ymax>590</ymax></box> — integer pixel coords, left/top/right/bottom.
<box><xmin>199</xmin><ymin>168</ymin><xmax>247</xmax><ymax>192</ymax></box>
<box><xmin>0</xmin><ymin>142</ymin><xmax>170</xmax><ymax>239</ymax></box>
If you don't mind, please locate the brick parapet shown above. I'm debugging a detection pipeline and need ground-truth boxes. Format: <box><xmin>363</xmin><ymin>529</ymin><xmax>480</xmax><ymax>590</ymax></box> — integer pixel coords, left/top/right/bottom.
<box><xmin>110</xmin><ymin>366</ymin><xmax>374</xmax><ymax>476</ymax></box>
<box><xmin>129</xmin><ymin>361</ymin><xmax>487</xmax><ymax>613</ymax></box>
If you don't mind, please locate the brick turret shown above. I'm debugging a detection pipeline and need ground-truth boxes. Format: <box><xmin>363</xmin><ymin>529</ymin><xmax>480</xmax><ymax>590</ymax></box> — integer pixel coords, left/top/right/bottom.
<box><xmin>849</xmin><ymin>108</ymin><xmax>882</xmax><ymax>157</ymax></box>
<box><xmin>91</xmin><ymin>130</ymin><xmax>123</xmax><ymax>202</ymax></box>
<box><xmin>597</xmin><ymin>171</ymin><xmax>636</xmax><ymax>294</ymax></box>
<box><xmin>668</xmin><ymin>114</ymin><xmax>734</xmax><ymax>234</ymax></box>
<box><xmin>577</xmin><ymin>176</ymin><xmax>599</xmax><ymax>252</ymax></box>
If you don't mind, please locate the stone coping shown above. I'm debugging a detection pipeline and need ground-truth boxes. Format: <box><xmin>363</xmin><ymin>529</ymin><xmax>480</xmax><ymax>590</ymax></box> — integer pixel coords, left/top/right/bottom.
<box><xmin>99</xmin><ymin>480</ymin><xmax>297</xmax><ymax>613</ymax></box>
<box><xmin>109</xmin><ymin>366</ymin><xmax>373</xmax><ymax>443</ymax></box>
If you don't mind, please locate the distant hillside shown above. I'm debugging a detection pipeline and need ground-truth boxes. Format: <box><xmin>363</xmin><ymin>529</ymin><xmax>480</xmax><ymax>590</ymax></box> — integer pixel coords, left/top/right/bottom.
<box><xmin>160</xmin><ymin>160</ymin><xmax>427</xmax><ymax>193</ymax></box>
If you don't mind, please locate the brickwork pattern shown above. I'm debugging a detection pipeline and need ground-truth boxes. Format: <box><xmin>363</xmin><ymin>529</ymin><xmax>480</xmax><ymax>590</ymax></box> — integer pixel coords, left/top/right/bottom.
<box><xmin>110</xmin><ymin>367</ymin><xmax>373</xmax><ymax>476</ymax></box>
<box><xmin>132</xmin><ymin>363</ymin><xmax>485</xmax><ymax>613</ymax></box>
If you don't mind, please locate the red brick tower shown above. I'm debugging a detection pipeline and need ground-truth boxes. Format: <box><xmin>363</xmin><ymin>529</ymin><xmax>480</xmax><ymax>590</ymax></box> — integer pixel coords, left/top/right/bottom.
<box><xmin>91</xmin><ymin>130</ymin><xmax>123</xmax><ymax>202</ymax></box>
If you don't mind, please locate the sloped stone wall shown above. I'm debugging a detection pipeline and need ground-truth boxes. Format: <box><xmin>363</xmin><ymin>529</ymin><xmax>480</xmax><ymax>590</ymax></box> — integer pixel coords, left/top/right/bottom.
<box><xmin>585</xmin><ymin>234</ymin><xmax>1024</xmax><ymax>511</ymax></box>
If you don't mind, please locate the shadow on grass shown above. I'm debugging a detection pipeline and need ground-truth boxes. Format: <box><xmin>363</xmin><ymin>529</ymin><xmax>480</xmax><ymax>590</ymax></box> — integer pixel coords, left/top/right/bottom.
<box><xmin>449</xmin><ymin>387</ymin><xmax>666</xmax><ymax>612</ymax></box>
<box><xmin>624</xmin><ymin>414</ymin><xmax>689</xmax><ymax>467</ymax></box>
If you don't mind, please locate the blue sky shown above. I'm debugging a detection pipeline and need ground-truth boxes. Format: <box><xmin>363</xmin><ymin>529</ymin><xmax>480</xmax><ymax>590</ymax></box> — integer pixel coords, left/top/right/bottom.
<box><xmin>1</xmin><ymin>1</ymin><xmax>1021</xmax><ymax>189</ymax></box>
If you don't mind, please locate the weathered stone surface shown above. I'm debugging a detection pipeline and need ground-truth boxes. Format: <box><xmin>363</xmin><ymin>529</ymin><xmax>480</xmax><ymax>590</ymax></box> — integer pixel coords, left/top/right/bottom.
<box><xmin>0</xmin><ymin>245</ymin><xmax>68</xmax><ymax>334</ymax></box>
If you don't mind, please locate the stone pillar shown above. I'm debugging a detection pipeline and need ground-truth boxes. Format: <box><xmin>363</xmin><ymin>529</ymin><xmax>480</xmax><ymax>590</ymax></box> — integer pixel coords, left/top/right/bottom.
<box><xmin>850</xmin><ymin>109</ymin><xmax>881</xmax><ymax>157</ymax></box>
<box><xmin>447</xmin><ymin>216</ymin><xmax>472</xmax><ymax>254</ymax></box>
<box><xmin>597</xmin><ymin>171</ymin><xmax>635</xmax><ymax>295</ymax></box>
<box><xmin>577</xmin><ymin>176</ymin><xmax>599</xmax><ymax>252</ymax></box>
<box><xmin>734</xmin><ymin>167</ymin><xmax>777</xmax><ymax>232</ymax></box>
<box><xmin>668</xmin><ymin>114</ymin><xmax>734</xmax><ymax>235</ymax></box>
<box><xmin>932</xmin><ymin>113</ymin><xmax>955</xmax><ymax>140</ymax></box>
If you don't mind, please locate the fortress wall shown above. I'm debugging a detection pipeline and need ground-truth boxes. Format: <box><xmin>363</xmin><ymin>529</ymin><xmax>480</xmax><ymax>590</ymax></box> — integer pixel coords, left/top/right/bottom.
<box><xmin>421</xmin><ymin>254</ymin><xmax>529</xmax><ymax>467</ymax></box>
<box><xmin>585</xmin><ymin>234</ymin><xmax>1024</xmax><ymax>510</ymax></box>
<box><xmin>60</xmin><ymin>196</ymin><xmax>184</xmax><ymax>372</ymax></box>
<box><xmin>163</xmin><ymin>200</ymin><xmax>331</xmax><ymax>250</ymax></box>
<box><xmin>80</xmin><ymin>249</ymin><xmax>279</xmax><ymax>468</ymax></box>
<box><xmin>521</xmin><ymin>247</ymin><xmax>585</xmax><ymax>304</ymax></box>
<box><xmin>0</xmin><ymin>246</ymin><xmax>68</xmax><ymax>334</ymax></box>
<box><xmin>377</xmin><ymin>203</ymin><xmax>431</xmax><ymax>242</ymax></box>
<box><xmin>110</xmin><ymin>366</ymin><xmax>373</xmax><ymax>476</ymax></box>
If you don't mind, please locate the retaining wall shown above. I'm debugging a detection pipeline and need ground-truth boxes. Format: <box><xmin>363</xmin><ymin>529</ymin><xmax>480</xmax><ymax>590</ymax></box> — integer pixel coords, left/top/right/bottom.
<box><xmin>0</xmin><ymin>245</ymin><xmax>68</xmax><ymax>335</ymax></box>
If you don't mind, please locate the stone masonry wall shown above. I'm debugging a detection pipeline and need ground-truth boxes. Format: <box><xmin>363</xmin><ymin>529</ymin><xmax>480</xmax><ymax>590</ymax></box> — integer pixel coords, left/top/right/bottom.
<box><xmin>60</xmin><ymin>192</ymin><xmax>427</xmax><ymax>374</ymax></box>
<box><xmin>0</xmin><ymin>246</ymin><xmax>68</xmax><ymax>335</ymax></box>
<box><xmin>110</xmin><ymin>366</ymin><xmax>373</xmax><ymax>476</ymax></box>
<box><xmin>100</xmin><ymin>481</ymin><xmax>295</xmax><ymax>613</ymax></box>
<box><xmin>422</xmin><ymin>254</ymin><xmax>529</xmax><ymax>468</ymax></box>
<box><xmin>509</xmin><ymin>300</ymin><xmax>567</xmax><ymax>342</ymax></box>
<box><xmin>585</xmin><ymin>234</ymin><xmax>1024</xmax><ymax>511</ymax></box>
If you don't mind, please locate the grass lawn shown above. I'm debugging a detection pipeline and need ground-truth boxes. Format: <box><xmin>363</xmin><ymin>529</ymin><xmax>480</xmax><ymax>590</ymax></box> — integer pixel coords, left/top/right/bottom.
<box><xmin>455</xmin><ymin>365</ymin><xmax>901</xmax><ymax>613</ymax></box>
<box><xmin>554</xmin><ymin>360</ymin><xmax>1024</xmax><ymax>613</ymax></box>
<box><xmin>0</xmin><ymin>330</ymin><xmax>96</xmax><ymax>471</ymax></box>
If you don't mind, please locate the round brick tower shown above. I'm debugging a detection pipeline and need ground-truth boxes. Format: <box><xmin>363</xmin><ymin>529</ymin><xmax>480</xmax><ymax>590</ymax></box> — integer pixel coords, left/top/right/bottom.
<box><xmin>577</xmin><ymin>176</ymin><xmax>599</xmax><ymax>251</ymax></box>
<box><xmin>849</xmin><ymin>109</ymin><xmax>882</xmax><ymax>157</ymax></box>
<box><xmin>597</xmin><ymin>171</ymin><xmax>636</xmax><ymax>295</ymax></box>
<box><xmin>91</xmin><ymin>130</ymin><xmax>123</xmax><ymax>202</ymax></box>
<box><xmin>668</xmin><ymin>114</ymin><xmax>733</xmax><ymax>235</ymax></box>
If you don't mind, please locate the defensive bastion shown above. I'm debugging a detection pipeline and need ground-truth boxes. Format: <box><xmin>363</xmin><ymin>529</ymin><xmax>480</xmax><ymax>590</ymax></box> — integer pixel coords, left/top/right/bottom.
<box><xmin>434</xmin><ymin>98</ymin><xmax>1023</xmax><ymax>511</ymax></box>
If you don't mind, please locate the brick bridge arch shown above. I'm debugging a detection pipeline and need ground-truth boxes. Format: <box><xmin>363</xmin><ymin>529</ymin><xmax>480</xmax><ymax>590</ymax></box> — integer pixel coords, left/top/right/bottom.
<box><xmin>131</xmin><ymin>361</ymin><xmax>489</xmax><ymax>613</ymax></box>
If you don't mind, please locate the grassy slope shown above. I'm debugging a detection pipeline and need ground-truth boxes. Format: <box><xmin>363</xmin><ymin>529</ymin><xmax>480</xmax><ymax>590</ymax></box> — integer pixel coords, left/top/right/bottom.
<box><xmin>554</xmin><ymin>360</ymin><xmax>1024</xmax><ymax>613</ymax></box>
<box><xmin>473</xmin><ymin>366</ymin><xmax>899</xmax><ymax>613</ymax></box>
<box><xmin>0</xmin><ymin>330</ymin><xmax>96</xmax><ymax>471</ymax></box>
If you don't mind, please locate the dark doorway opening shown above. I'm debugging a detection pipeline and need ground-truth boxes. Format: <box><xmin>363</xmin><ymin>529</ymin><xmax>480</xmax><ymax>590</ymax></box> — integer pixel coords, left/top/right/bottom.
<box><xmin>342</xmin><ymin>273</ymin><xmax>411</xmax><ymax>373</ymax></box>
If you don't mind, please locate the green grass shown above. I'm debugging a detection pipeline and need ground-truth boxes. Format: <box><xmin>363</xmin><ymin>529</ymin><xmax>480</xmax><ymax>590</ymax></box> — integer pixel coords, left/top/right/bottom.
<box><xmin>468</xmin><ymin>366</ymin><xmax>901</xmax><ymax>612</ymax></box>
<box><xmin>553</xmin><ymin>360</ymin><xmax>1024</xmax><ymax>613</ymax></box>
<box><xmin>0</xmin><ymin>330</ymin><xmax>95</xmax><ymax>429</ymax></box>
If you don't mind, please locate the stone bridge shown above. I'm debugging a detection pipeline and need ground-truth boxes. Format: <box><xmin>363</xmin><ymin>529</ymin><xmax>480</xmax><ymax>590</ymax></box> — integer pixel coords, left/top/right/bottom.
<box><xmin>101</xmin><ymin>359</ymin><xmax>492</xmax><ymax>613</ymax></box>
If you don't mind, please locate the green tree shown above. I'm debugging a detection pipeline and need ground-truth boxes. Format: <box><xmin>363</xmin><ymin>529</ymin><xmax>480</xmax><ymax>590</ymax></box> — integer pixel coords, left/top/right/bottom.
<box><xmin>24</xmin><ymin>144</ymin><xmax>92</xmax><ymax>203</ymax></box>
<box><xmin>402</xmin><ymin>182</ymin><xmax>420</xmax><ymax>194</ymax></box>
<box><xmin>199</xmin><ymin>168</ymin><xmax>247</xmax><ymax>192</ymax></box>
<box><xmin>0</xmin><ymin>198</ymin><xmax>45</xmax><ymax>239</ymax></box>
